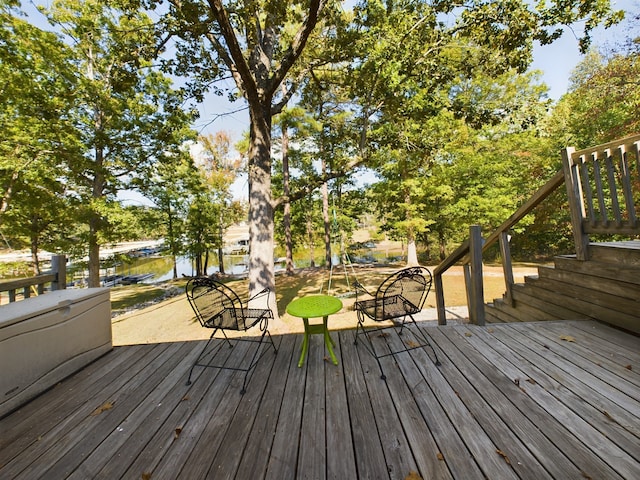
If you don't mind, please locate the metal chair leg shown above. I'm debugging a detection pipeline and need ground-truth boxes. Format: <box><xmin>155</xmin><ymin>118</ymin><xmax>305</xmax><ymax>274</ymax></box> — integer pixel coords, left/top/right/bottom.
<box><xmin>354</xmin><ymin>316</ymin><xmax>387</xmax><ymax>380</ymax></box>
<box><xmin>187</xmin><ymin>331</ymin><xmax>217</xmax><ymax>386</ymax></box>
<box><xmin>407</xmin><ymin>314</ymin><xmax>441</xmax><ymax>367</ymax></box>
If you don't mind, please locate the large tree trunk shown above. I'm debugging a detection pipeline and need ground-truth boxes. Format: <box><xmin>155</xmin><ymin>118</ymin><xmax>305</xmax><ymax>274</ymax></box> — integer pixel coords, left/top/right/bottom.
<box><xmin>30</xmin><ymin>232</ymin><xmax>41</xmax><ymax>275</ymax></box>
<box><xmin>167</xmin><ymin>206</ymin><xmax>179</xmax><ymax>279</ymax></box>
<box><xmin>205</xmin><ymin>0</ymin><xmax>326</xmax><ymax>328</ymax></box>
<box><xmin>307</xmin><ymin>212</ymin><xmax>316</xmax><ymax>268</ymax></box>
<box><xmin>88</xmin><ymin>148</ymin><xmax>105</xmax><ymax>288</ymax></box>
<box><xmin>247</xmin><ymin>103</ymin><xmax>278</xmax><ymax>319</ymax></box>
<box><xmin>217</xmin><ymin>247</ymin><xmax>225</xmax><ymax>275</ymax></box>
<box><xmin>404</xmin><ymin>188</ymin><xmax>419</xmax><ymax>266</ymax></box>
<box><xmin>439</xmin><ymin>232</ymin><xmax>447</xmax><ymax>260</ymax></box>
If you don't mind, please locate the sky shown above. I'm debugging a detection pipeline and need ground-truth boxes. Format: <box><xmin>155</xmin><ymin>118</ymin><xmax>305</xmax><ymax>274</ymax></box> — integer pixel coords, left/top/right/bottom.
<box><xmin>530</xmin><ymin>0</ymin><xmax>637</xmax><ymax>100</ymax></box>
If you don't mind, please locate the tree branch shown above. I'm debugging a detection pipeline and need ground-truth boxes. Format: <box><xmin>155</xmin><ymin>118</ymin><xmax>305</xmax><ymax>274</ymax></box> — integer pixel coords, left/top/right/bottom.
<box><xmin>272</xmin><ymin>156</ymin><xmax>367</xmax><ymax>210</ymax></box>
<box><xmin>207</xmin><ymin>0</ymin><xmax>259</xmax><ymax>103</ymax></box>
<box><xmin>266</xmin><ymin>0</ymin><xmax>325</xmax><ymax>99</ymax></box>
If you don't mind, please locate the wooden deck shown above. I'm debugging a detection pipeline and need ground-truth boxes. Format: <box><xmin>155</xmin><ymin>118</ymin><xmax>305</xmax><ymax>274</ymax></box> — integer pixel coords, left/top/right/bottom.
<box><xmin>1</xmin><ymin>320</ymin><xmax>638</xmax><ymax>479</ymax></box>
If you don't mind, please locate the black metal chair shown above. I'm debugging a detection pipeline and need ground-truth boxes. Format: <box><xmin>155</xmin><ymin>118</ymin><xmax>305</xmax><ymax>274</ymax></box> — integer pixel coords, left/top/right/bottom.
<box><xmin>353</xmin><ymin>266</ymin><xmax>440</xmax><ymax>379</ymax></box>
<box><xmin>185</xmin><ymin>277</ymin><xmax>277</xmax><ymax>394</ymax></box>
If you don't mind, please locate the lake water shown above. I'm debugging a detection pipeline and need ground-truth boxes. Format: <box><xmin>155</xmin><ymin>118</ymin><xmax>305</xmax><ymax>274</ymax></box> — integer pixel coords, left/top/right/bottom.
<box><xmin>1</xmin><ymin>244</ymin><xmax>404</xmax><ymax>286</ymax></box>
<box><xmin>107</xmin><ymin>254</ymin><xmax>250</xmax><ymax>284</ymax></box>
<box><xmin>114</xmin><ymin>247</ymin><xmax>402</xmax><ymax>284</ymax></box>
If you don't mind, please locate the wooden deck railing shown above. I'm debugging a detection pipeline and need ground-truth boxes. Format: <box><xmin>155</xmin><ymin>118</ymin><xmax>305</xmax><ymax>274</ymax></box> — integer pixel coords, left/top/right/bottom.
<box><xmin>563</xmin><ymin>133</ymin><xmax>640</xmax><ymax>259</ymax></box>
<box><xmin>434</xmin><ymin>133</ymin><xmax>640</xmax><ymax>325</ymax></box>
<box><xmin>0</xmin><ymin>255</ymin><xmax>66</xmax><ymax>304</ymax></box>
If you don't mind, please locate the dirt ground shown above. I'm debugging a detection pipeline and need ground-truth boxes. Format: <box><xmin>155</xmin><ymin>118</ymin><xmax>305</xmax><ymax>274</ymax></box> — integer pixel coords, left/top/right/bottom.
<box><xmin>110</xmin><ymin>265</ymin><xmax>539</xmax><ymax>346</ymax></box>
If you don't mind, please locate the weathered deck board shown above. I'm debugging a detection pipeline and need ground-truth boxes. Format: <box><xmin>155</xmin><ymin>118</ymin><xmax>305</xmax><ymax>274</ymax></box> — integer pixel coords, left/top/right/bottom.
<box><xmin>484</xmin><ymin>323</ymin><xmax>638</xmax><ymax>478</ymax></box>
<box><xmin>429</xmin><ymin>327</ymin><xmax>568</xmax><ymax>480</ymax></box>
<box><xmin>324</xmin><ymin>333</ymin><xmax>357</xmax><ymax>480</ymax></box>
<box><xmin>1</xmin><ymin>320</ymin><xmax>638</xmax><ymax>479</ymax></box>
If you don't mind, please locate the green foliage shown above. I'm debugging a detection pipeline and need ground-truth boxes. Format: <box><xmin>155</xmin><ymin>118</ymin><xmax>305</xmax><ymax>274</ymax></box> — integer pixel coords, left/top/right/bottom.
<box><xmin>550</xmin><ymin>45</ymin><xmax>640</xmax><ymax>147</ymax></box>
<box><xmin>177</xmin><ymin>132</ymin><xmax>245</xmax><ymax>276</ymax></box>
<box><xmin>0</xmin><ymin>1</ymin><xmax>198</xmax><ymax>283</ymax></box>
<box><xmin>0</xmin><ymin>4</ymin><xmax>82</xmax><ymax>262</ymax></box>
<box><xmin>0</xmin><ymin>0</ymin><xmax>629</xmax><ymax>281</ymax></box>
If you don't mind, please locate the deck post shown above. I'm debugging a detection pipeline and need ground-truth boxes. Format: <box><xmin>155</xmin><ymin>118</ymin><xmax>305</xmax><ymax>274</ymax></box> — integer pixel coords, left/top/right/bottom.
<box><xmin>434</xmin><ymin>273</ymin><xmax>447</xmax><ymax>325</ymax></box>
<box><xmin>468</xmin><ymin>225</ymin><xmax>485</xmax><ymax>326</ymax></box>
<box><xmin>499</xmin><ymin>232</ymin><xmax>514</xmax><ymax>306</ymax></box>
<box><xmin>562</xmin><ymin>146</ymin><xmax>590</xmax><ymax>260</ymax></box>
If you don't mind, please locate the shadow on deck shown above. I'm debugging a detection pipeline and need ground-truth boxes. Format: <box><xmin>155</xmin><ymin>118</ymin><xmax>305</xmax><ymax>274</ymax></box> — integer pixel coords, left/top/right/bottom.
<box><xmin>1</xmin><ymin>320</ymin><xmax>638</xmax><ymax>479</ymax></box>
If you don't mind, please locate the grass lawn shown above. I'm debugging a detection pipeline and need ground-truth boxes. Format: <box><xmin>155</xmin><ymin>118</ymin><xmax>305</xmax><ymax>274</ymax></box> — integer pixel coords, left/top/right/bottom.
<box><xmin>110</xmin><ymin>263</ymin><xmax>537</xmax><ymax>315</ymax></box>
<box><xmin>109</xmin><ymin>262</ymin><xmax>542</xmax><ymax>344</ymax></box>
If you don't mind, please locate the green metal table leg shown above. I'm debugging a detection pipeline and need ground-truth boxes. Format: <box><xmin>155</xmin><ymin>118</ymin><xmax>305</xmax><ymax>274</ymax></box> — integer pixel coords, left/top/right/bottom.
<box><xmin>298</xmin><ymin>318</ymin><xmax>310</xmax><ymax>367</ymax></box>
<box><xmin>298</xmin><ymin>317</ymin><xmax>339</xmax><ymax>367</ymax></box>
<box><xmin>323</xmin><ymin>316</ymin><xmax>339</xmax><ymax>365</ymax></box>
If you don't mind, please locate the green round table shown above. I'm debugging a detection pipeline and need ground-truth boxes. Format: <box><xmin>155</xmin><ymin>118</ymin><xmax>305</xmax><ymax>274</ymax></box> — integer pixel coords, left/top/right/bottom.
<box><xmin>286</xmin><ymin>295</ymin><xmax>343</xmax><ymax>367</ymax></box>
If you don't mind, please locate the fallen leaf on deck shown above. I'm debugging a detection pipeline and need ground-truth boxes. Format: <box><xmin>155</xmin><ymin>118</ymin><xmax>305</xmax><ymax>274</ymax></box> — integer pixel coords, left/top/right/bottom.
<box><xmin>142</xmin><ymin>472</ymin><xmax>152</xmax><ymax>480</ymax></box>
<box><xmin>560</xmin><ymin>335</ymin><xmax>576</xmax><ymax>342</ymax></box>
<box><xmin>487</xmin><ymin>328</ymin><xmax>495</xmax><ymax>333</ymax></box>
<box><xmin>404</xmin><ymin>471</ymin><xmax>422</xmax><ymax>480</ymax></box>
<box><xmin>323</xmin><ymin>356</ymin><xmax>330</xmax><ymax>362</ymax></box>
<box><xmin>580</xmin><ymin>471</ymin><xmax>593</xmax><ymax>479</ymax></box>
<box><xmin>602</xmin><ymin>410</ymin><xmax>616</xmax><ymax>423</ymax></box>
<box><xmin>378</xmin><ymin>332</ymin><xmax>390</xmax><ymax>338</ymax></box>
<box><xmin>496</xmin><ymin>449</ymin><xmax>511</xmax><ymax>465</ymax></box>
<box><xmin>90</xmin><ymin>401</ymin><xmax>114</xmax><ymax>416</ymax></box>
<box><xmin>174</xmin><ymin>427</ymin><xmax>182</xmax><ymax>439</ymax></box>
<box><xmin>464</xmin><ymin>332</ymin><xmax>473</xmax><ymax>337</ymax></box>
<box><xmin>181</xmin><ymin>395</ymin><xmax>190</xmax><ymax>402</ymax></box>
<box><xmin>513</xmin><ymin>378</ymin><xmax>520</xmax><ymax>386</ymax></box>
<box><xmin>625</xmin><ymin>365</ymin><xmax>632</xmax><ymax>371</ymax></box>
<box><xmin>406</xmin><ymin>340</ymin><xmax>419</xmax><ymax>348</ymax></box>
<box><xmin>436</xmin><ymin>452</ymin><xmax>445</xmax><ymax>461</ymax></box>
<box><xmin>526</xmin><ymin>378</ymin><xmax>537</xmax><ymax>385</ymax></box>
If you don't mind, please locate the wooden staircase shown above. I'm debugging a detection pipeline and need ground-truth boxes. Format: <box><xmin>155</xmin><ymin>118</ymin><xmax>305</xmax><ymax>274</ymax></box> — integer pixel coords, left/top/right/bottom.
<box><xmin>435</xmin><ymin>134</ymin><xmax>640</xmax><ymax>333</ymax></box>
<box><xmin>485</xmin><ymin>241</ymin><xmax>640</xmax><ymax>333</ymax></box>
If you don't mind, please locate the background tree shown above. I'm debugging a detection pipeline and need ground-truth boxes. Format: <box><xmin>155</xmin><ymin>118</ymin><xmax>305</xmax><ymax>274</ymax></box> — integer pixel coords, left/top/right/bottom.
<box><xmin>141</xmin><ymin>146</ymin><xmax>195</xmax><ymax>279</ymax></box>
<box><xmin>0</xmin><ymin>1</ymin><xmax>82</xmax><ymax>267</ymax></box>
<box><xmin>131</xmin><ymin>0</ymin><xmax>621</xmax><ymax>325</ymax></box>
<box><xmin>553</xmin><ymin>45</ymin><xmax>640</xmax><ymax>148</ymax></box>
<box><xmin>523</xmin><ymin>29</ymin><xmax>640</xmax><ymax>258</ymax></box>
<box><xmin>40</xmin><ymin>0</ymin><xmax>197</xmax><ymax>286</ymax></box>
<box><xmin>195</xmin><ymin>132</ymin><xmax>245</xmax><ymax>275</ymax></box>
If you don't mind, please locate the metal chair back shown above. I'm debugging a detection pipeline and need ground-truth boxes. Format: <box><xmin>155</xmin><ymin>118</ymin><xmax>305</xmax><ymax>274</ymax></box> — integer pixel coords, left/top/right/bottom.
<box><xmin>186</xmin><ymin>277</ymin><xmax>248</xmax><ymax>330</ymax></box>
<box><xmin>375</xmin><ymin>266</ymin><xmax>431</xmax><ymax>319</ymax></box>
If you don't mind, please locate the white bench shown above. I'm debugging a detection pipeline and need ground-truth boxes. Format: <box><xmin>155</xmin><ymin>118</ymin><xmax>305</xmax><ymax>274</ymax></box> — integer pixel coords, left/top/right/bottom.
<box><xmin>0</xmin><ymin>288</ymin><xmax>112</xmax><ymax>418</ymax></box>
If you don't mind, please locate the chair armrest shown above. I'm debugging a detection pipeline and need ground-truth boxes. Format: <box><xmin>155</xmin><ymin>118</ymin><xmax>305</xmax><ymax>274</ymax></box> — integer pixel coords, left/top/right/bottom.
<box><xmin>247</xmin><ymin>287</ymin><xmax>271</xmax><ymax>305</ymax></box>
<box><xmin>353</xmin><ymin>281</ymin><xmax>374</xmax><ymax>299</ymax></box>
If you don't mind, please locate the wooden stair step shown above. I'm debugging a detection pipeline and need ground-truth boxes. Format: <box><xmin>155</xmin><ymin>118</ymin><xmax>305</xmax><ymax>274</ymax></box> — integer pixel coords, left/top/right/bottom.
<box><xmin>484</xmin><ymin>302</ymin><xmax>516</xmax><ymax>323</ymax></box>
<box><xmin>533</xmin><ymin>270</ymin><xmax>640</xmax><ymax>317</ymax></box>
<box><xmin>488</xmin><ymin>297</ymin><xmax>549</xmax><ymax>323</ymax></box>
<box><xmin>510</xmin><ymin>284</ymin><xmax>586</xmax><ymax>321</ymax></box>
<box><xmin>522</xmin><ymin>276</ymin><xmax>638</xmax><ymax>331</ymax></box>
<box><xmin>588</xmin><ymin>241</ymin><xmax>640</xmax><ymax>266</ymax></box>
<box><xmin>553</xmin><ymin>255</ymin><xmax>640</xmax><ymax>287</ymax></box>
